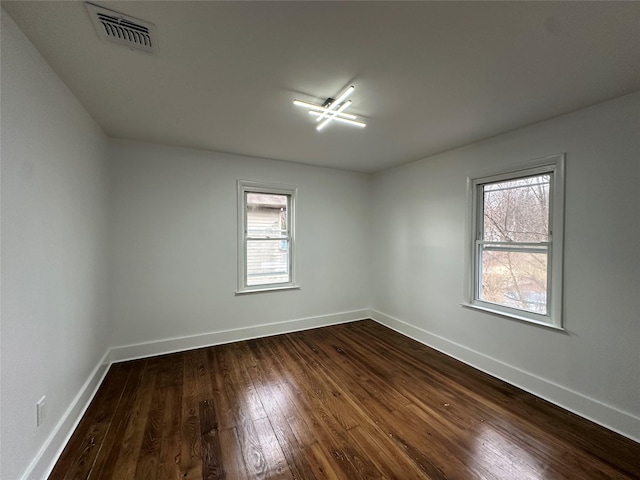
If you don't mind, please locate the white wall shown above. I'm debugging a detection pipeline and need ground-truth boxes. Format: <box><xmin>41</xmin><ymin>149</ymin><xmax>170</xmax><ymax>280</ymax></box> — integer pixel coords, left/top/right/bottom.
<box><xmin>108</xmin><ymin>140</ymin><xmax>371</xmax><ymax>349</ymax></box>
<box><xmin>1</xmin><ymin>11</ymin><xmax>111</xmax><ymax>480</ymax></box>
<box><xmin>371</xmin><ymin>92</ymin><xmax>640</xmax><ymax>440</ymax></box>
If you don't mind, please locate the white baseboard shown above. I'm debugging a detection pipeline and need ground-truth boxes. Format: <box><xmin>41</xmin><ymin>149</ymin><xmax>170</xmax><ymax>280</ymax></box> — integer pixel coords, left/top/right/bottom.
<box><xmin>20</xmin><ymin>352</ymin><xmax>111</xmax><ymax>480</ymax></box>
<box><xmin>370</xmin><ymin>309</ymin><xmax>640</xmax><ymax>443</ymax></box>
<box><xmin>23</xmin><ymin>307</ymin><xmax>636</xmax><ymax>480</ymax></box>
<box><xmin>21</xmin><ymin>309</ymin><xmax>370</xmax><ymax>480</ymax></box>
<box><xmin>107</xmin><ymin>309</ymin><xmax>370</xmax><ymax>364</ymax></box>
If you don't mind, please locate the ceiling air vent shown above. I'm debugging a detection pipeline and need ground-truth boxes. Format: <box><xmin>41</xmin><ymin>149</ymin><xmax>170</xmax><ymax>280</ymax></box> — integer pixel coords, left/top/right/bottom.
<box><xmin>85</xmin><ymin>2</ymin><xmax>157</xmax><ymax>54</ymax></box>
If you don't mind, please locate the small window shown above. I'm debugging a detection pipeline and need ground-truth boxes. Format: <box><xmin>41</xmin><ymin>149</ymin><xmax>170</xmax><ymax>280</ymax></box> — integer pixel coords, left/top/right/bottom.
<box><xmin>237</xmin><ymin>181</ymin><xmax>298</xmax><ymax>293</ymax></box>
<box><xmin>465</xmin><ymin>154</ymin><xmax>565</xmax><ymax>328</ymax></box>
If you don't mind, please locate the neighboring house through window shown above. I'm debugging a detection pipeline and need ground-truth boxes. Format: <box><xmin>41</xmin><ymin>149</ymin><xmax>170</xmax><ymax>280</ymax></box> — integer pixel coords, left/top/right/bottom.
<box><xmin>465</xmin><ymin>154</ymin><xmax>565</xmax><ymax>329</ymax></box>
<box><xmin>237</xmin><ymin>181</ymin><xmax>298</xmax><ymax>293</ymax></box>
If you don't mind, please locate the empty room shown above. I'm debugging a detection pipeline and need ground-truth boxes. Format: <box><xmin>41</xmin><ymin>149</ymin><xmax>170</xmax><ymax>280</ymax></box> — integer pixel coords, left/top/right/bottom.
<box><xmin>1</xmin><ymin>2</ymin><xmax>639</xmax><ymax>479</ymax></box>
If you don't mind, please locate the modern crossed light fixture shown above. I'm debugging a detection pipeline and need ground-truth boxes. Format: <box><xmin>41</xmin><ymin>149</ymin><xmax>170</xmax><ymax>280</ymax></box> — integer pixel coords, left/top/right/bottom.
<box><xmin>293</xmin><ymin>85</ymin><xmax>366</xmax><ymax>131</ymax></box>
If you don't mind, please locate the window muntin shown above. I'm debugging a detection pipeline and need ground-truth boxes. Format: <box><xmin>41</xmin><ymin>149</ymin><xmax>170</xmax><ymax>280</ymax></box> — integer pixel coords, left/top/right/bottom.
<box><xmin>237</xmin><ymin>182</ymin><xmax>298</xmax><ymax>293</ymax></box>
<box><xmin>466</xmin><ymin>155</ymin><xmax>564</xmax><ymax>328</ymax></box>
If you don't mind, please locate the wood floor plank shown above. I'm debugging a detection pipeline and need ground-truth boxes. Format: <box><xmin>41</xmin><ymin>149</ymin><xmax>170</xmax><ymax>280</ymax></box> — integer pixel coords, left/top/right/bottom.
<box><xmin>180</xmin><ymin>350</ymin><xmax>203</xmax><ymax>479</ymax></box>
<box><xmin>215</xmin><ymin>344</ymin><xmax>267</xmax><ymax>427</ymax></box>
<box><xmin>245</xmin><ymin>338</ymin><xmax>285</xmax><ymax>385</ymax></box>
<box><xmin>323</xmin><ymin>325</ymin><xmax>562</xmax><ymax>478</ymax></box>
<box><xmin>203</xmin><ymin>347</ymin><xmax>236</xmax><ymax>431</ymax></box>
<box><xmin>290</xmin><ymin>330</ymin><xmax>448</xmax><ymax>479</ymax></box>
<box><xmin>341</xmin><ymin>322</ymin><xmax>639</xmax><ymax>478</ymax></box>
<box><xmin>227</xmin><ymin>343</ymin><xmax>268</xmax><ymax>422</ymax></box>
<box><xmin>270</xmin><ymin>381</ymin><xmax>321</xmax><ymax>449</ymax></box>
<box><xmin>48</xmin><ymin>363</ymin><xmax>133</xmax><ymax>480</ymax></box>
<box><xmin>107</xmin><ymin>358</ymin><xmax>160</xmax><ymax>480</ymax></box>
<box><xmin>252</xmin><ymin>417</ymin><xmax>293</xmax><ymax>479</ymax></box>
<box><xmin>218</xmin><ymin>427</ymin><xmax>249</xmax><ymax>480</ymax></box>
<box><xmin>245</xmin><ymin>373</ymin><xmax>318</xmax><ymax>480</ymax></box>
<box><xmin>47</xmin><ymin>320</ymin><xmax>640</xmax><ymax>480</ymax></box>
<box><xmin>155</xmin><ymin>354</ymin><xmax>184</xmax><ymax>480</ymax></box>
<box><xmin>347</xmin><ymin>425</ymin><xmax>426</xmax><ymax>480</ymax></box>
<box><xmin>89</xmin><ymin>361</ymin><xmax>146</xmax><ymax>479</ymax></box>
<box><xmin>134</xmin><ymin>357</ymin><xmax>176</xmax><ymax>480</ymax></box>
<box><xmin>289</xmin><ymin>330</ymin><xmax>462</xmax><ymax>478</ymax></box>
<box><xmin>200</xmin><ymin>398</ymin><xmax>224</xmax><ymax>480</ymax></box>
<box><xmin>236</xmin><ymin>417</ymin><xmax>268</xmax><ymax>478</ymax></box>
<box><xmin>302</xmin><ymin>328</ymin><xmax>480</xmax><ymax>478</ymax></box>
<box><xmin>276</xmin><ymin>335</ymin><xmax>361</xmax><ymax>432</ymax></box>
<box><xmin>261</xmin><ymin>346</ymin><xmax>382</xmax><ymax>480</ymax></box>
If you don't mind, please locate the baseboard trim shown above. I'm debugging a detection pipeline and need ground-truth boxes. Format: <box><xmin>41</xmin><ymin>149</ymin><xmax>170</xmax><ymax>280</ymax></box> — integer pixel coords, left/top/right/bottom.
<box><xmin>21</xmin><ymin>309</ymin><xmax>370</xmax><ymax>480</ymax></box>
<box><xmin>107</xmin><ymin>309</ymin><xmax>370</xmax><ymax>364</ymax></box>
<box><xmin>25</xmin><ymin>307</ymin><xmax>635</xmax><ymax>480</ymax></box>
<box><xmin>370</xmin><ymin>309</ymin><xmax>640</xmax><ymax>443</ymax></box>
<box><xmin>20</xmin><ymin>351</ymin><xmax>111</xmax><ymax>480</ymax></box>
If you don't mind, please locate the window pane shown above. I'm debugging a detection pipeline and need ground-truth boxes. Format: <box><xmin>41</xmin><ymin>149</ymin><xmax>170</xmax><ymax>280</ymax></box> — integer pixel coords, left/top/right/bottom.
<box><xmin>479</xmin><ymin>248</ymin><xmax>548</xmax><ymax>314</ymax></box>
<box><xmin>482</xmin><ymin>174</ymin><xmax>550</xmax><ymax>243</ymax></box>
<box><xmin>246</xmin><ymin>193</ymin><xmax>288</xmax><ymax>238</ymax></box>
<box><xmin>246</xmin><ymin>239</ymin><xmax>290</xmax><ymax>286</ymax></box>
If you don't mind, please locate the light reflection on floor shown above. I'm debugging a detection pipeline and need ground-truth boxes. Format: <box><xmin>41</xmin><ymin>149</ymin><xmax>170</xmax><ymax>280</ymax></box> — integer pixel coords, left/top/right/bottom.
<box><xmin>249</xmin><ymin>380</ymin><xmax>292</xmax><ymax>418</ymax></box>
<box><xmin>470</xmin><ymin>423</ymin><xmax>548</xmax><ymax>480</ymax></box>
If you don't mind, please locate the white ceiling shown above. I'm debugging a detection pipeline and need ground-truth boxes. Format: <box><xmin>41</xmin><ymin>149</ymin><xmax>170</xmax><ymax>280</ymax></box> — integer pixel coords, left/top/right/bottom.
<box><xmin>3</xmin><ymin>1</ymin><xmax>640</xmax><ymax>173</ymax></box>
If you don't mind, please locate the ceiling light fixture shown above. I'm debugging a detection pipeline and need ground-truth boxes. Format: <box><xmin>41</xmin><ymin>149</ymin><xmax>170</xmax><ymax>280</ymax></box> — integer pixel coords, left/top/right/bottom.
<box><xmin>293</xmin><ymin>85</ymin><xmax>366</xmax><ymax>131</ymax></box>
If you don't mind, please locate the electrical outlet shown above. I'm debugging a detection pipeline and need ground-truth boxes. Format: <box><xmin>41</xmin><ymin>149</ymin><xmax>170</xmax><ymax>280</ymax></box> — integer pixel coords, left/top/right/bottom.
<box><xmin>36</xmin><ymin>396</ymin><xmax>46</xmax><ymax>427</ymax></box>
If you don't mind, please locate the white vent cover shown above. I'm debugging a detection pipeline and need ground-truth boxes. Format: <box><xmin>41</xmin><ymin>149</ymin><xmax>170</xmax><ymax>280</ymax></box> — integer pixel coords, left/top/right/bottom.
<box><xmin>85</xmin><ymin>2</ymin><xmax>157</xmax><ymax>54</ymax></box>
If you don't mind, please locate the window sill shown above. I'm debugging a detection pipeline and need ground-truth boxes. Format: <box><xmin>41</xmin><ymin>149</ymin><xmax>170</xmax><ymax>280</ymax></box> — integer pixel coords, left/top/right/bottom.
<box><xmin>236</xmin><ymin>285</ymin><xmax>301</xmax><ymax>295</ymax></box>
<box><xmin>461</xmin><ymin>302</ymin><xmax>565</xmax><ymax>332</ymax></box>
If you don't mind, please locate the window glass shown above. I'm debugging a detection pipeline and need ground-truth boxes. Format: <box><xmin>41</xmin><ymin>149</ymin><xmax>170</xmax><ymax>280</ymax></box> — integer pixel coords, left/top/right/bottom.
<box><xmin>482</xmin><ymin>175</ymin><xmax>550</xmax><ymax>243</ymax></box>
<box><xmin>479</xmin><ymin>174</ymin><xmax>551</xmax><ymax>315</ymax></box>
<box><xmin>246</xmin><ymin>193</ymin><xmax>290</xmax><ymax>286</ymax></box>
<box><xmin>479</xmin><ymin>248</ymin><xmax>548</xmax><ymax>315</ymax></box>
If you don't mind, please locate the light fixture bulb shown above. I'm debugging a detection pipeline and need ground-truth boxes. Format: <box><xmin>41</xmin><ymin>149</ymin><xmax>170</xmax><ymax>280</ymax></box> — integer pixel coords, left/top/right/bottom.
<box><xmin>309</xmin><ymin>112</ymin><xmax>366</xmax><ymax>128</ymax></box>
<box><xmin>292</xmin><ymin>85</ymin><xmax>366</xmax><ymax>131</ymax></box>
<box><xmin>294</xmin><ymin>100</ymin><xmax>357</xmax><ymax>119</ymax></box>
<box><xmin>317</xmin><ymin>100</ymin><xmax>353</xmax><ymax>131</ymax></box>
<box><xmin>316</xmin><ymin>86</ymin><xmax>354</xmax><ymax>122</ymax></box>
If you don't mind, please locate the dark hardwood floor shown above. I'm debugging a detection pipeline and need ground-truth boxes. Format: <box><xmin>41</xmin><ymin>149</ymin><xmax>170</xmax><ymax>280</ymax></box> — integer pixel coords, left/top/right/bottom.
<box><xmin>48</xmin><ymin>320</ymin><xmax>640</xmax><ymax>479</ymax></box>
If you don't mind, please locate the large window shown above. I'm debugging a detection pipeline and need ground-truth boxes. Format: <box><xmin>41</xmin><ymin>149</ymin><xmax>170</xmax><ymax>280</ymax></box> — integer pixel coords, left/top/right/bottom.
<box><xmin>237</xmin><ymin>181</ymin><xmax>298</xmax><ymax>293</ymax></box>
<box><xmin>465</xmin><ymin>154</ymin><xmax>565</xmax><ymax>328</ymax></box>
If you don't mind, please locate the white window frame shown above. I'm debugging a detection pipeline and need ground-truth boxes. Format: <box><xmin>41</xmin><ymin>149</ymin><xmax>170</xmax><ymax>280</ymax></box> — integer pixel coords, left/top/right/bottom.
<box><xmin>237</xmin><ymin>180</ymin><xmax>299</xmax><ymax>294</ymax></box>
<box><xmin>463</xmin><ymin>154</ymin><xmax>565</xmax><ymax>329</ymax></box>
